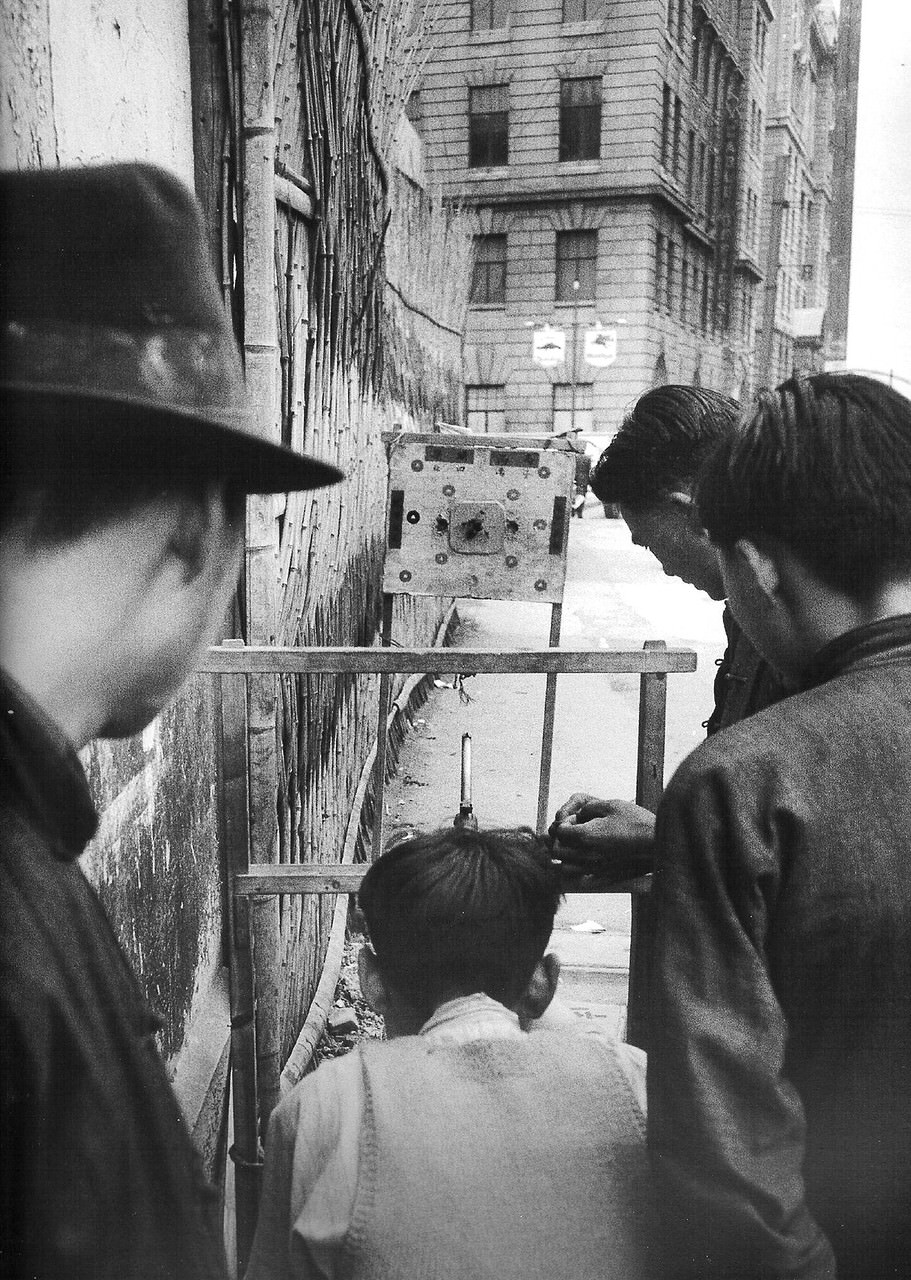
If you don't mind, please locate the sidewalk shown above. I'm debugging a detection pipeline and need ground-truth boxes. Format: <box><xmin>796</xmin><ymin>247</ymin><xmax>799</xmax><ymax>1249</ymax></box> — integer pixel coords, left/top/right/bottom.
<box><xmin>382</xmin><ymin>512</ymin><xmax>725</xmax><ymax>1033</ymax></box>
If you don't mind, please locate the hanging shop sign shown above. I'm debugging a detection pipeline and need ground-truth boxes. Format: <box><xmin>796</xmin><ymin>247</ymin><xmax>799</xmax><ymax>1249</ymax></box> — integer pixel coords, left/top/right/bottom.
<box><xmin>532</xmin><ymin>325</ymin><xmax>566</xmax><ymax>368</ymax></box>
<box><xmin>584</xmin><ymin>324</ymin><xmax>617</xmax><ymax>368</ymax></box>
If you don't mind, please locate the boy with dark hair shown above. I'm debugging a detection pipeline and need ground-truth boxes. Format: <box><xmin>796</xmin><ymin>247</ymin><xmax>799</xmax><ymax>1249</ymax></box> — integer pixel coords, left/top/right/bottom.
<box><xmin>551</xmin><ymin>385</ymin><xmax>785</xmax><ymax>883</ymax></box>
<box><xmin>0</xmin><ymin>163</ymin><xmax>341</xmax><ymax>1279</ymax></box>
<box><xmin>246</xmin><ymin>827</ymin><xmax>665</xmax><ymax>1280</ymax></box>
<box><xmin>648</xmin><ymin>373</ymin><xmax>911</xmax><ymax>1279</ymax></box>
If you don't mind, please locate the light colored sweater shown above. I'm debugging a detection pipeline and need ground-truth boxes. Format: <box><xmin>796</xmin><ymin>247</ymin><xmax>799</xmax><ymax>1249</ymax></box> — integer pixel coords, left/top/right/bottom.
<box><xmin>246</xmin><ymin>996</ymin><xmax>664</xmax><ymax>1280</ymax></box>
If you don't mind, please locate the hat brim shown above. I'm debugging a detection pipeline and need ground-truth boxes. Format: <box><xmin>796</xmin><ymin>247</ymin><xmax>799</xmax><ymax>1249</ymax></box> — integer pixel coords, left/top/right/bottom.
<box><xmin>2</xmin><ymin>385</ymin><xmax>344</xmax><ymax>495</ymax></box>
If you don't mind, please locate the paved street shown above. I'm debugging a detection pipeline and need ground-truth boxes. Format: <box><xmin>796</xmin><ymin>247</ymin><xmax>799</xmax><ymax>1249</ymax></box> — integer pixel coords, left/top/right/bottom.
<box><xmin>384</xmin><ymin>500</ymin><xmax>727</xmax><ymax>1033</ymax></box>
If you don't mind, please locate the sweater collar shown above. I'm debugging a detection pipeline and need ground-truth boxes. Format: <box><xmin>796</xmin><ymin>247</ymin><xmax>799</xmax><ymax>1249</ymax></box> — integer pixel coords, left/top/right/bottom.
<box><xmin>802</xmin><ymin>613</ymin><xmax>911</xmax><ymax>692</ymax></box>
<box><xmin>0</xmin><ymin>668</ymin><xmax>98</xmax><ymax>860</ymax></box>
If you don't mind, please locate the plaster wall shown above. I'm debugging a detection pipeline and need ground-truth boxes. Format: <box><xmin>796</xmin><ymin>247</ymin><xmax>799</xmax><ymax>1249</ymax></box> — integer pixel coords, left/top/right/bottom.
<box><xmin>0</xmin><ymin>0</ymin><xmax>194</xmax><ymax>180</ymax></box>
<box><xmin>1</xmin><ymin>0</ymin><xmax>219</xmax><ymax>1140</ymax></box>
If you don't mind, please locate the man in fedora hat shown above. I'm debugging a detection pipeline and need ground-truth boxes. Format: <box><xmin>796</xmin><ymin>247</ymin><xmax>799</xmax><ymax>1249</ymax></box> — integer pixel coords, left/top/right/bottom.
<box><xmin>0</xmin><ymin>164</ymin><xmax>342</xmax><ymax>1279</ymax></box>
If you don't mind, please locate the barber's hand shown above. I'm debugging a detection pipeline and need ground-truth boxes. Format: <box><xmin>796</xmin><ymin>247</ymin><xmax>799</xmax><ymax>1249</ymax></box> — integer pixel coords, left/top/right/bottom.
<box><xmin>549</xmin><ymin>797</ymin><xmax>656</xmax><ymax>887</ymax></box>
<box><xmin>550</xmin><ymin>792</ymin><xmax>615</xmax><ymax>829</ymax></box>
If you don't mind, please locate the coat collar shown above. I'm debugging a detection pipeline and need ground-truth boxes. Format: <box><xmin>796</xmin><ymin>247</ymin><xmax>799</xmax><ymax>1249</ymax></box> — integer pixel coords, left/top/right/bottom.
<box><xmin>802</xmin><ymin>613</ymin><xmax>911</xmax><ymax>692</ymax></box>
<box><xmin>0</xmin><ymin>669</ymin><xmax>97</xmax><ymax>860</ymax></box>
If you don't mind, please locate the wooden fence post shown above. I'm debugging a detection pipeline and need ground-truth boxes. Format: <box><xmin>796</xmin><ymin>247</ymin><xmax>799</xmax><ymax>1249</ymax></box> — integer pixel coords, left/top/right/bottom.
<box><xmin>626</xmin><ymin>639</ymin><xmax>668</xmax><ymax>1050</ymax></box>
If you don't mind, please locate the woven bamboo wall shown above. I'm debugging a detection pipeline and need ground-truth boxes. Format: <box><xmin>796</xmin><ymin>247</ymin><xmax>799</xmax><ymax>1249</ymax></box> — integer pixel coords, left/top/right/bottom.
<box><xmin>191</xmin><ymin>0</ymin><xmax>470</xmax><ymax>1070</ymax></box>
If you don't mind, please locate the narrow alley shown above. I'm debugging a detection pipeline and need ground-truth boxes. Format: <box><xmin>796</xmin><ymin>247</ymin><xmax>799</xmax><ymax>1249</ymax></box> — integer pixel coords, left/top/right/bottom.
<box><xmin>383</xmin><ymin>502</ymin><xmax>727</xmax><ymax>1032</ymax></box>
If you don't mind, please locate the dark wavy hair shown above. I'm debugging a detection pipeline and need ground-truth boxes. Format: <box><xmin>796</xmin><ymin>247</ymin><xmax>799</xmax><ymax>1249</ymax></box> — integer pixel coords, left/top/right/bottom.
<box><xmin>359</xmin><ymin>826</ymin><xmax>562</xmax><ymax>1019</ymax></box>
<box><xmin>590</xmin><ymin>384</ymin><xmax>741</xmax><ymax>508</ymax></box>
<box><xmin>697</xmin><ymin>373</ymin><xmax>911</xmax><ymax>598</ymax></box>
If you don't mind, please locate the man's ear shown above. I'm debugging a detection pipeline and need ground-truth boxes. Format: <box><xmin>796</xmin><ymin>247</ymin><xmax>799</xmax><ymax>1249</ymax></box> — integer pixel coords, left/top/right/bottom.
<box><xmin>358</xmin><ymin>945</ymin><xmax>392</xmax><ymax>1018</ymax></box>
<box><xmin>732</xmin><ymin>537</ymin><xmax>781</xmax><ymax>608</ymax></box>
<box><xmin>517</xmin><ymin>952</ymin><xmax>561</xmax><ymax>1023</ymax></box>
<box><xmin>163</xmin><ymin>484</ymin><xmax>239</xmax><ymax>584</ymax></box>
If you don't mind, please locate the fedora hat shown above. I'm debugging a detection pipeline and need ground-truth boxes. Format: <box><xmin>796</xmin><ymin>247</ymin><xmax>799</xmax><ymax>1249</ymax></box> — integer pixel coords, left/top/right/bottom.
<box><xmin>0</xmin><ymin>163</ymin><xmax>342</xmax><ymax>494</ymax></box>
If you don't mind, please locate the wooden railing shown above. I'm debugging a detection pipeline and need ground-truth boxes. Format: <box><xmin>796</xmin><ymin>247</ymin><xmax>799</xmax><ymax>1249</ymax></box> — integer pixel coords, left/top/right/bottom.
<box><xmin>201</xmin><ymin>639</ymin><xmax>697</xmax><ymax>1267</ymax></box>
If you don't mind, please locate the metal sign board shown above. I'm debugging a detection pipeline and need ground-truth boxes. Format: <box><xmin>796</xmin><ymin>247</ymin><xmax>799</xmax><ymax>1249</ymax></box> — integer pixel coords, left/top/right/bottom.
<box><xmin>584</xmin><ymin>324</ymin><xmax>617</xmax><ymax>367</ymax></box>
<box><xmin>532</xmin><ymin>325</ymin><xmax>566</xmax><ymax>368</ymax></box>
<box><xmin>383</xmin><ymin>436</ymin><xmax>574</xmax><ymax>603</ymax></box>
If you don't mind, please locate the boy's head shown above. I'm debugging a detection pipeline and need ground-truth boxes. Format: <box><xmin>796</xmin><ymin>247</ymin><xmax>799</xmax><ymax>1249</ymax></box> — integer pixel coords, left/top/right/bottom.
<box><xmin>358</xmin><ymin>827</ymin><xmax>563</xmax><ymax>1034</ymax></box>
<box><xmin>590</xmin><ymin>386</ymin><xmax>741</xmax><ymax>599</ymax></box>
<box><xmin>697</xmin><ymin>373</ymin><xmax>911</xmax><ymax>679</ymax></box>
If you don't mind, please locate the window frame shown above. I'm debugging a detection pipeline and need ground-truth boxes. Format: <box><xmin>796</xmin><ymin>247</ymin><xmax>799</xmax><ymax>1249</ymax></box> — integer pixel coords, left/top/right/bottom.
<box><xmin>655</xmin><ymin>231</ymin><xmax>667</xmax><ymax>310</ymax></box>
<box><xmin>552</xmin><ymin>382</ymin><xmax>595</xmax><ymax>434</ymax></box>
<box><xmin>559</xmin><ymin>76</ymin><xmax>602</xmax><ymax>163</ymax></box>
<box><xmin>672</xmin><ymin>94</ymin><xmax>682</xmax><ymax>178</ymax></box>
<box><xmin>555</xmin><ymin>229</ymin><xmax>597</xmax><ymax>302</ymax></box>
<box><xmin>562</xmin><ymin>0</ymin><xmax>597</xmax><ymax>20</ymax></box>
<box><xmin>471</xmin><ymin>0</ymin><xmax>509</xmax><ymax>32</ymax></box>
<box><xmin>465</xmin><ymin>384</ymin><xmax>506</xmax><ymax>433</ymax></box>
<box><xmin>661</xmin><ymin>84</ymin><xmax>673</xmax><ymax>170</ymax></box>
<box><xmin>470</xmin><ymin>233</ymin><xmax>508</xmax><ymax>306</ymax></box>
<box><xmin>468</xmin><ymin>84</ymin><xmax>509</xmax><ymax>168</ymax></box>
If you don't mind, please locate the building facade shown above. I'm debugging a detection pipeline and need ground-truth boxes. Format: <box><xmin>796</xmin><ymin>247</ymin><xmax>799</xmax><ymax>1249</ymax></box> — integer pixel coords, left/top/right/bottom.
<box><xmin>756</xmin><ymin>0</ymin><xmax>837</xmax><ymax>385</ymax></box>
<box><xmin>412</xmin><ymin>0</ymin><xmax>788</xmax><ymax>435</ymax></box>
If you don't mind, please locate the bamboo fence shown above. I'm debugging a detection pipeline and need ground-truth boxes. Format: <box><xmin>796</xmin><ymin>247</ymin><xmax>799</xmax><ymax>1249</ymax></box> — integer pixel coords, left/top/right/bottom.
<box><xmin>191</xmin><ymin>0</ymin><xmax>470</xmax><ymax>1113</ymax></box>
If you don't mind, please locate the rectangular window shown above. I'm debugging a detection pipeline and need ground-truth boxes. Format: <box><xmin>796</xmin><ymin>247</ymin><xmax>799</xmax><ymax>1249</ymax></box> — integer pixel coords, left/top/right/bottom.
<box><xmin>754</xmin><ymin>10</ymin><xmax>767</xmax><ymax>70</ymax></box>
<box><xmin>470</xmin><ymin>234</ymin><xmax>507</xmax><ymax>306</ymax></box>
<box><xmin>691</xmin><ymin>16</ymin><xmax>701</xmax><ymax>82</ymax></box>
<box><xmin>469</xmin><ymin>85</ymin><xmax>509</xmax><ymax>168</ymax></box>
<box><xmin>686</xmin><ymin>129</ymin><xmax>696</xmax><ymax>198</ymax></box>
<box><xmin>672</xmin><ymin>96</ymin><xmax>683</xmax><ymax>178</ymax></box>
<box><xmin>713</xmin><ymin>57</ymin><xmax>724</xmax><ymax>115</ymax></box>
<box><xmin>466</xmin><ymin>385</ymin><xmax>506</xmax><ymax>433</ymax></box>
<box><xmin>563</xmin><ymin>0</ymin><xmax>595</xmax><ymax>19</ymax></box>
<box><xmin>680</xmin><ymin>244</ymin><xmax>689</xmax><ymax>322</ymax></box>
<box><xmin>706</xmin><ymin>149</ymin><xmax>717</xmax><ymax>221</ymax></box>
<box><xmin>661</xmin><ymin>84</ymin><xmax>672</xmax><ymax>169</ymax></box>
<box><xmin>552</xmin><ymin>383</ymin><xmax>594</xmax><ymax>434</ymax></box>
<box><xmin>701</xmin><ymin>266</ymin><xmax>710</xmax><ymax>332</ymax></box>
<box><xmin>555</xmin><ymin>230</ymin><xmax>597</xmax><ymax>301</ymax></box>
<box><xmin>655</xmin><ymin>232</ymin><xmax>667</xmax><ymax>308</ymax></box>
<box><xmin>666</xmin><ymin>238</ymin><xmax>676</xmax><ymax>313</ymax></box>
<box><xmin>559</xmin><ymin>77</ymin><xmax>602</xmax><ymax>161</ymax></box>
<box><xmin>472</xmin><ymin>0</ymin><xmax>509</xmax><ymax>30</ymax></box>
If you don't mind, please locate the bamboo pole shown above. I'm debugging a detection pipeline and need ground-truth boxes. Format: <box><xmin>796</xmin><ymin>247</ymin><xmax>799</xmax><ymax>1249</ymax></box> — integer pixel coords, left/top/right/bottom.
<box><xmin>239</xmin><ymin>0</ymin><xmax>282</xmax><ymax>1127</ymax></box>
<box><xmin>216</xmin><ymin>664</ymin><xmax>261</xmax><ymax>1274</ymax></box>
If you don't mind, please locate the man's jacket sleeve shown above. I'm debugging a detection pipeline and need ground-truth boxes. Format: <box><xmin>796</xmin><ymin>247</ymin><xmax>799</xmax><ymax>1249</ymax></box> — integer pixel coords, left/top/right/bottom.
<box><xmin>647</xmin><ymin>757</ymin><xmax>836</xmax><ymax>1280</ymax></box>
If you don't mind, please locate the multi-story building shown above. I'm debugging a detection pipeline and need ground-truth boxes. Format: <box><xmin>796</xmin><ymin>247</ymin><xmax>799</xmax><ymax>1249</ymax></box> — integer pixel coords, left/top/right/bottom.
<box><xmin>756</xmin><ymin>0</ymin><xmax>837</xmax><ymax>385</ymax></box>
<box><xmin>411</xmin><ymin>0</ymin><xmax>780</xmax><ymax>435</ymax></box>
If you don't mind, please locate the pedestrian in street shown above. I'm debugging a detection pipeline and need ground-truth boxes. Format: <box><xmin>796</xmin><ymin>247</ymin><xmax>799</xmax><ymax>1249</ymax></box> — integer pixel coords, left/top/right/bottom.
<box><xmin>0</xmin><ymin>164</ymin><xmax>341</xmax><ymax>1280</ymax></box>
<box><xmin>550</xmin><ymin>385</ymin><xmax>786</xmax><ymax>882</ymax></box>
<box><xmin>554</xmin><ymin>425</ymin><xmax>593</xmax><ymax>516</ymax></box>
<box><xmin>246</xmin><ymin>827</ymin><xmax>668</xmax><ymax>1280</ymax></box>
<box><xmin>648</xmin><ymin>372</ymin><xmax>911</xmax><ymax>1277</ymax></box>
